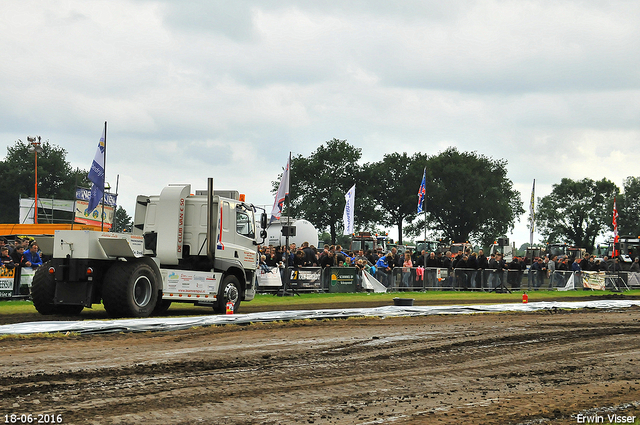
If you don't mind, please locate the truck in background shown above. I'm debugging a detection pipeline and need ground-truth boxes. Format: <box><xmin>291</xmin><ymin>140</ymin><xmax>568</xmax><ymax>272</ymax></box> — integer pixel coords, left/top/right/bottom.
<box><xmin>546</xmin><ymin>243</ymin><xmax>586</xmax><ymax>262</ymax></box>
<box><xmin>414</xmin><ymin>240</ymin><xmax>448</xmax><ymax>255</ymax></box>
<box><xmin>350</xmin><ymin>231</ymin><xmax>388</xmax><ymax>253</ymax></box>
<box><xmin>597</xmin><ymin>235</ymin><xmax>640</xmax><ymax>270</ymax></box>
<box><xmin>266</xmin><ymin>218</ymin><xmax>318</xmax><ymax>248</ymax></box>
<box><xmin>31</xmin><ymin>178</ymin><xmax>267</xmax><ymax>318</ymax></box>
<box><xmin>489</xmin><ymin>237</ymin><xmax>515</xmax><ymax>262</ymax></box>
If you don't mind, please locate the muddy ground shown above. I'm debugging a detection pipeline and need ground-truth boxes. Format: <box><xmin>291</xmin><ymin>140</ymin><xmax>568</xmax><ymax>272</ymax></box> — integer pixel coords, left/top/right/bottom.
<box><xmin>2</xmin><ymin>302</ymin><xmax>640</xmax><ymax>424</ymax></box>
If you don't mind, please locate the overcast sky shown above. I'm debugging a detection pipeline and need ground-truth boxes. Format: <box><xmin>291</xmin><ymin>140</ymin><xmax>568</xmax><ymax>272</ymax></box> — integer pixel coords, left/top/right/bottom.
<box><xmin>2</xmin><ymin>1</ymin><xmax>639</xmax><ymax>246</ymax></box>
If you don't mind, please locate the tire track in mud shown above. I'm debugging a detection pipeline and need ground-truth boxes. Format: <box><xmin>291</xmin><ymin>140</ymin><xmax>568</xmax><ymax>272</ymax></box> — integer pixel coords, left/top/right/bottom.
<box><xmin>2</xmin><ymin>310</ymin><xmax>640</xmax><ymax>424</ymax></box>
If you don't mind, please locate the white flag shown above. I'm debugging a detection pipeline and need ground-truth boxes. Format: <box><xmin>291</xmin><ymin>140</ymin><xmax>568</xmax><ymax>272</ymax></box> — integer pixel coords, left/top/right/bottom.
<box><xmin>270</xmin><ymin>156</ymin><xmax>290</xmax><ymax>223</ymax></box>
<box><xmin>343</xmin><ymin>184</ymin><xmax>355</xmax><ymax>235</ymax></box>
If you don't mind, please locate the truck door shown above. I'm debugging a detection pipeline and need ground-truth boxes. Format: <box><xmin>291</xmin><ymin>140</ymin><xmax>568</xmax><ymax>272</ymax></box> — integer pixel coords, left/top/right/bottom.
<box><xmin>231</xmin><ymin>203</ymin><xmax>258</xmax><ymax>271</ymax></box>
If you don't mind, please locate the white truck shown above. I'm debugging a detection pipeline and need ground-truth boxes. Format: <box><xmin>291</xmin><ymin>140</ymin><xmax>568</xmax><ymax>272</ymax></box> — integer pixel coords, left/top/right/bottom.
<box><xmin>489</xmin><ymin>237</ymin><xmax>515</xmax><ymax>262</ymax></box>
<box><xmin>31</xmin><ymin>179</ymin><xmax>267</xmax><ymax>318</ymax></box>
<box><xmin>266</xmin><ymin>217</ymin><xmax>318</xmax><ymax>248</ymax></box>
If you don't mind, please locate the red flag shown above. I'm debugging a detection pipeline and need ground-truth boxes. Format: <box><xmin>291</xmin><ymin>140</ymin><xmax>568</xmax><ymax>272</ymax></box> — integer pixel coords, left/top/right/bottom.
<box><xmin>613</xmin><ymin>197</ymin><xmax>619</xmax><ymax>257</ymax></box>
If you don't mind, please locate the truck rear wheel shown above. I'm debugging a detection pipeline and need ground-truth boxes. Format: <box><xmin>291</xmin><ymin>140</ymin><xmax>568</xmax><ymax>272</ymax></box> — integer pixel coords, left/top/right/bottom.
<box><xmin>32</xmin><ymin>262</ymin><xmax>57</xmax><ymax>315</ymax></box>
<box><xmin>215</xmin><ymin>275</ymin><xmax>241</xmax><ymax>314</ymax></box>
<box><xmin>102</xmin><ymin>261</ymin><xmax>158</xmax><ymax>318</ymax></box>
<box><xmin>31</xmin><ymin>263</ymin><xmax>85</xmax><ymax>316</ymax></box>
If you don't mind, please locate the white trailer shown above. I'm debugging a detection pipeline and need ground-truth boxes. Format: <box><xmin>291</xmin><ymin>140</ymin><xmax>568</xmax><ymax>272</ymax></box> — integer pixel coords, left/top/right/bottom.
<box><xmin>31</xmin><ymin>178</ymin><xmax>267</xmax><ymax>318</ymax></box>
<box><xmin>266</xmin><ymin>218</ymin><xmax>318</xmax><ymax>248</ymax></box>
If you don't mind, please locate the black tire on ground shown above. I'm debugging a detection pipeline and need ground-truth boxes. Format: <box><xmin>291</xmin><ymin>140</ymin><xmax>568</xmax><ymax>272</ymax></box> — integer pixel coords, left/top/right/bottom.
<box><xmin>31</xmin><ymin>261</ymin><xmax>57</xmax><ymax>315</ymax></box>
<box><xmin>215</xmin><ymin>274</ymin><xmax>242</xmax><ymax>314</ymax></box>
<box><xmin>152</xmin><ymin>299</ymin><xmax>172</xmax><ymax>316</ymax></box>
<box><xmin>102</xmin><ymin>261</ymin><xmax>159</xmax><ymax>318</ymax></box>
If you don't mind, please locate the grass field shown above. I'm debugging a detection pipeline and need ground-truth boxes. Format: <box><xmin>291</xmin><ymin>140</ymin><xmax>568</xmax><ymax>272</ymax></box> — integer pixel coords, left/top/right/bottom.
<box><xmin>1</xmin><ymin>289</ymin><xmax>637</xmax><ymax>316</ymax></box>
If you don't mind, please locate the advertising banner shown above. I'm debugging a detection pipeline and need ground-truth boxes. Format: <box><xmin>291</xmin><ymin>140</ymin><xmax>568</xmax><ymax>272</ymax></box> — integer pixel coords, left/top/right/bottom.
<box><xmin>583</xmin><ymin>271</ymin><xmax>606</xmax><ymax>290</ymax></box>
<box><xmin>257</xmin><ymin>268</ymin><xmax>283</xmax><ymax>288</ymax></box>
<box><xmin>0</xmin><ymin>267</ymin><xmax>16</xmax><ymax>298</ymax></box>
<box><xmin>74</xmin><ymin>187</ymin><xmax>117</xmax><ymax>229</ymax></box>
<box><xmin>289</xmin><ymin>267</ymin><xmax>322</xmax><ymax>290</ymax></box>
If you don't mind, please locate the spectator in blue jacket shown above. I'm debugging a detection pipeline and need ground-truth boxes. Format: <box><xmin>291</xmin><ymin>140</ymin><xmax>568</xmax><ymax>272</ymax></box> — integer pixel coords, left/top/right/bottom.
<box><xmin>23</xmin><ymin>243</ymin><xmax>43</xmax><ymax>268</ymax></box>
<box><xmin>375</xmin><ymin>252</ymin><xmax>391</xmax><ymax>287</ymax></box>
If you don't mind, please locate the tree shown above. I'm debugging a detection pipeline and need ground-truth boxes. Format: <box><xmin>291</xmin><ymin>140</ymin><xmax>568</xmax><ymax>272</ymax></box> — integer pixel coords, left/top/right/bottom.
<box><xmin>276</xmin><ymin>139</ymin><xmax>376</xmax><ymax>244</ymax></box>
<box><xmin>0</xmin><ymin>139</ymin><xmax>89</xmax><ymax>223</ymax></box>
<box><xmin>409</xmin><ymin>147</ymin><xmax>524</xmax><ymax>247</ymax></box>
<box><xmin>112</xmin><ymin>206</ymin><xmax>132</xmax><ymax>233</ymax></box>
<box><xmin>363</xmin><ymin>152</ymin><xmax>428</xmax><ymax>244</ymax></box>
<box><xmin>618</xmin><ymin>176</ymin><xmax>640</xmax><ymax>237</ymax></box>
<box><xmin>536</xmin><ymin>177</ymin><xmax>619</xmax><ymax>253</ymax></box>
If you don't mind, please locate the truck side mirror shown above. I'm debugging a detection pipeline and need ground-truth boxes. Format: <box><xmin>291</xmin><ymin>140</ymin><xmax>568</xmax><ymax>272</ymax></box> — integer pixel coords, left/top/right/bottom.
<box><xmin>261</xmin><ymin>213</ymin><xmax>268</xmax><ymax>229</ymax></box>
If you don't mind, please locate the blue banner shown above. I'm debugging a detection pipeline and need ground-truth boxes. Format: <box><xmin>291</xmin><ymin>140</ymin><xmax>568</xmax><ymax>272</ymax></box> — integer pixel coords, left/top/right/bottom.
<box><xmin>76</xmin><ymin>187</ymin><xmax>117</xmax><ymax>207</ymax></box>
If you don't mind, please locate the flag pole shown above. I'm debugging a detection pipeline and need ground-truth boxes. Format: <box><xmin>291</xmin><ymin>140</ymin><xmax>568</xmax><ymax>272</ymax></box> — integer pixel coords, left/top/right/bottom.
<box><xmin>101</xmin><ymin>121</ymin><xmax>107</xmax><ymax>231</ymax></box>
<box><xmin>283</xmin><ymin>151</ymin><xmax>294</xmax><ymax>296</ymax></box>
<box><xmin>529</xmin><ymin>179</ymin><xmax>535</xmax><ymax>246</ymax></box>
<box><xmin>423</xmin><ymin>167</ymin><xmax>427</xmax><ymax>242</ymax></box>
<box><xmin>285</xmin><ymin>151</ymin><xmax>291</xmax><ymax>252</ymax></box>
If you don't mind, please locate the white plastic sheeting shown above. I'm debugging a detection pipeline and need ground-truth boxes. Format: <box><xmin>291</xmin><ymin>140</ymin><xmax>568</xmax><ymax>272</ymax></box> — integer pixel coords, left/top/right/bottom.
<box><xmin>1</xmin><ymin>299</ymin><xmax>639</xmax><ymax>335</ymax></box>
<box><xmin>361</xmin><ymin>271</ymin><xmax>387</xmax><ymax>293</ymax></box>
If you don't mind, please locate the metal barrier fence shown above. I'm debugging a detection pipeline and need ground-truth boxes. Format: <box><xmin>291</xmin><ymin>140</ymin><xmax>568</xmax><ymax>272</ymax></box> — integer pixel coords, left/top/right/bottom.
<box><xmin>254</xmin><ymin>265</ymin><xmax>640</xmax><ymax>293</ymax></box>
<box><xmin>387</xmin><ymin>267</ymin><xmax>640</xmax><ymax>292</ymax></box>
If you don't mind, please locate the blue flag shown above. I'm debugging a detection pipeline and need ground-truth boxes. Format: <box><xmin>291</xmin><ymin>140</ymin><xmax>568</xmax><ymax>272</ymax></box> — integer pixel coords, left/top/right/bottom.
<box><xmin>417</xmin><ymin>167</ymin><xmax>426</xmax><ymax>213</ymax></box>
<box><xmin>87</xmin><ymin>126</ymin><xmax>106</xmax><ymax>212</ymax></box>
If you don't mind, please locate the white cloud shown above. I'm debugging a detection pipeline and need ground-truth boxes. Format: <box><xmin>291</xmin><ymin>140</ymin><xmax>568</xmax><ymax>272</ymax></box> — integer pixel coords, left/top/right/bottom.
<box><xmin>2</xmin><ymin>0</ymin><xmax>640</xmax><ymax>247</ymax></box>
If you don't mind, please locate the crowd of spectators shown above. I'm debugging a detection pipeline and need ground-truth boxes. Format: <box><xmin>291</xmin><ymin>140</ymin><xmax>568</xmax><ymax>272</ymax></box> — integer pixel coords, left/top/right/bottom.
<box><xmin>0</xmin><ymin>236</ymin><xmax>44</xmax><ymax>272</ymax></box>
<box><xmin>256</xmin><ymin>240</ymin><xmax>634</xmax><ymax>291</ymax></box>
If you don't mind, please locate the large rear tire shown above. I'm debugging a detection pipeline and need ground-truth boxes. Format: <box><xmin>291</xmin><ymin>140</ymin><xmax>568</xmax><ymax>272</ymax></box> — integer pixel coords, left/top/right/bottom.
<box><xmin>31</xmin><ymin>262</ymin><xmax>85</xmax><ymax>316</ymax></box>
<box><xmin>102</xmin><ymin>261</ymin><xmax>158</xmax><ymax>318</ymax></box>
<box><xmin>215</xmin><ymin>275</ymin><xmax>241</xmax><ymax>314</ymax></box>
<box><xmin>31</xmin><ymin>262</ymin><xmax>57</xmax><ymax>315</ymax></box>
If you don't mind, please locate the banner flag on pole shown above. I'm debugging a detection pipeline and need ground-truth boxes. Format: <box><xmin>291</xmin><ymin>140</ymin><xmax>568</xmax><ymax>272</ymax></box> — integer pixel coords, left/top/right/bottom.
<box><xmin>613</xmin><ymin>197</ymin><xmax>619</xmax><ymax>257</ymax></box>
<box><xmin>417</xmin><ymin>167</ymin><xmax>426</xmax><ymax>213</ymax></box>
<box><xmin>529</xmin><ymin>179</ymin><xmax>535</xmax><ymax>245</ymax></box>
<box><xmin>270</xmin><ymin>155</ymin><xmax>290</xmax><ymax>224</ymax></box>
<box><xmin>343</xmin><ymin>184</ymin><xmax>356</xmax><ymax>235</ymax></box>
<box><xmin>87</xmin><ymin>125</ymin><xmax>106</xmax><ymax>213</ymax></box>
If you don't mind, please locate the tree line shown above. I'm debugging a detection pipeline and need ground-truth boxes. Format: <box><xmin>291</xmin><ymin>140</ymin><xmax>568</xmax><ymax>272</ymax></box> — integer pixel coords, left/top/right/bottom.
<box><xmin>535</xmin><ymin>177</ymin><xmax>640</xmax><ymax>253</ymax></box>
<box><xmin>276</xmin><ymin>138</ymin><xmax>524</xmax><ymax>246</ymax></box>
<box><xmin>277</xmin><ymin>139</ymin><xmax>638</xmax><ymax>251</ymax></box>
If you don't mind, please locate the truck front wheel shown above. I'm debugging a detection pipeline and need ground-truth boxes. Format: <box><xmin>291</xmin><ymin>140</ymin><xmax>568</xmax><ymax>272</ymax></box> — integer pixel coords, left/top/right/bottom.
<box><xmin>215</xmin><ymin>275</ymin><xmax>241</xmax><ymax>314</ymax></box>
<box><xmin>103</xmin><ymin>261</ymin><xmax>158</xmax><ymax>318</ymax></box>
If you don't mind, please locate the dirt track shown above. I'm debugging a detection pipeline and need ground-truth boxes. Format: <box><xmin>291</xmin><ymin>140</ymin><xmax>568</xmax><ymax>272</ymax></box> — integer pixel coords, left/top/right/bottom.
<box><xmin>2</xmin><ymin>304</ymin><xmax>640</xmax><ymax>424</ymax></box>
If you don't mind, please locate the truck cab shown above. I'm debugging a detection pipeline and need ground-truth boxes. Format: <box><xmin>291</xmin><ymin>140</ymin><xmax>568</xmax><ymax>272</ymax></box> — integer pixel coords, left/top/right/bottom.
<box><xmin>31</xmin><ymin>178</ymin><xmax>267</xmax><ymax>318</ymax></box>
